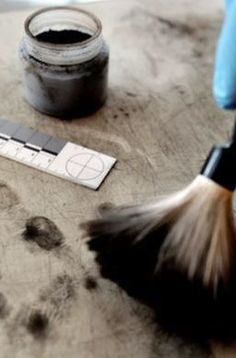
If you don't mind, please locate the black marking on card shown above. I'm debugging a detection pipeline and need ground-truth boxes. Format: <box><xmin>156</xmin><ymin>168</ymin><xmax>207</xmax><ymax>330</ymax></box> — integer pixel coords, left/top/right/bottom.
<box><xmin>0</xmin><ymin>133</ymin><xmax>10</xmax><ymax>140</ymax></box>
<box><xmin>10</xmin><ymin>139</ymin><xmax>24</xmax><ymax>146</ymax></box>
<box><xmin>43</xmin><ymin>138</ymin><xmax>67</xmax><ymax>156</ymax></box>
<box><xmin>42</xmin><ymin>148</ymin><xmax>58</xmax><ymax>156</ymax></box>
<box><xmin>0</xmin><ymin>135</ymin><xmax>7</xmax><ymax>141</ymax></box>
<box><xmin>12</xmin><ymin>138</ymin><xmax>25</xmax><ymax>144</ymax></box>
<box><xmin>24</xmin><ymin>144</ymin><xmax>41</xmax><ymax>152</ymax></box>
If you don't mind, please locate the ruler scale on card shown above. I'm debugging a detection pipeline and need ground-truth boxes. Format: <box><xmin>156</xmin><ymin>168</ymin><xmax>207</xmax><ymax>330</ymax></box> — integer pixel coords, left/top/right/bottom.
<box><xmin>0</xmin><ymin>118</ymin><xmax>116</xmax><ymax>190</ymax></box>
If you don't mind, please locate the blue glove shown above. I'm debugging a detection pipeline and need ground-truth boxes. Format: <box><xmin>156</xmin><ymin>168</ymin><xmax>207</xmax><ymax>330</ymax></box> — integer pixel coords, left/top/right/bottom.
<box><xmin>213</xmin><ymin>0</ymin><xmax>236</xmax><ymax>109</ymax></box>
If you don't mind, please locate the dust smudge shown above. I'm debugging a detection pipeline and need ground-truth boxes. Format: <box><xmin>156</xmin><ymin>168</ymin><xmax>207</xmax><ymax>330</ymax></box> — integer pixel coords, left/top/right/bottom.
<box><xmin>22</xmin><ymin>216</ymin><xmax>64</xmax><ymax>251</ymax></box>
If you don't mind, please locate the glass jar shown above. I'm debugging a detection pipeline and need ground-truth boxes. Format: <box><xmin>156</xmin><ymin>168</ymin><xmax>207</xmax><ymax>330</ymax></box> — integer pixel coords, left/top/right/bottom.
<box><xmin>19</xmin><ymin>7</ymin><xmax>109</xmax><ymax>118</ymax></box>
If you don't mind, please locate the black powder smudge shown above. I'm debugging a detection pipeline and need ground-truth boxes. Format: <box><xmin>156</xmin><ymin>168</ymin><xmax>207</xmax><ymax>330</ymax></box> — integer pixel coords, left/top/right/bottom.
<box><xmin>0</xmin><ymin>292</ymin><xmax>10</xmax><ymax>318</ymax></box>
<box><xmin>98</xmin><ymin>202</ymin><xmax>115</xmax><ymax>215</ymax></box>
<box><xmin>157</xmin><ymin>16</ymin><xmax>195</xmax><ymax>36</ymax></box>
<box><xmin>84</xmin><ymin>276</ymin><xmax>98</xmax><ymax>291</ymax></box>
<box><xmin>0</xmin><ymin>183</ymin><xmax>19</xmax><ymax>210</ymax></box>
<box><xmin>125</xmin><ymin>92</ymin><xmax>137</xmax><ymax>98</ymax></box>
<box><xmin>192</xmin><ymin>49</ymin><xmax>203</xmax><ymax>59</ymax></box>
<box><xmin>26</xmin><ymin>310</ymin><xmax>49</xmax><ymax>338</ymax></box>
<box><xmin>13</xmin><ymin>275</ymin><xmax>75</xmax><ymax>338</ymax></box>
<box><xmin>39</xmin><ymin>274</ymin><xmax>76</xmax><ymax>319</ymax></box>
<box><xmin>23</xmin><ymin>216</ymin><xmax>64</xmax><ymax>251</ymax></box>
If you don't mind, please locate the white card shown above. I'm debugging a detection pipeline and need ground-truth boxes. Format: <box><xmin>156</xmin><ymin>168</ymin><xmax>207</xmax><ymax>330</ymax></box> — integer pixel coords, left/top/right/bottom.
<box><xmin>48</xmin><ymin>142</ymin><xmax>116</xmax><ymax>190</ymax></box>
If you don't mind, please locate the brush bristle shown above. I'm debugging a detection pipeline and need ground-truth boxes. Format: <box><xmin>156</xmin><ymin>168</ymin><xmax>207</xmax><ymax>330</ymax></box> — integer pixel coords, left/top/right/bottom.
<box><xmin>82</xmin><ymin>175</ymin><xmax>236</xmax><ymax>340</ymax></box>
<box><xmin>158</xmin><ymin>175</ymin><xmax>236</xmax><ymax>289</ymax></box>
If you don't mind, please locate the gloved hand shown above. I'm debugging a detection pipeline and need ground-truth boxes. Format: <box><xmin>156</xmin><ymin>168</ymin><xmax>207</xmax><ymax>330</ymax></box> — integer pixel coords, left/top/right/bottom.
<box><xmin>213</xmin><ymin>0</ymin><xmax>236</xmax><ymax>109</ymax></box>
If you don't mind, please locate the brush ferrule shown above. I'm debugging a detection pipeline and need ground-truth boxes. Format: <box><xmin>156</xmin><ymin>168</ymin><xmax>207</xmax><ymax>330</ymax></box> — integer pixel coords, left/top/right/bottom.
<box><xmin>201</xmin><ymin>145</ymin><xmax>236</xmax><ymax>191</ymax></box>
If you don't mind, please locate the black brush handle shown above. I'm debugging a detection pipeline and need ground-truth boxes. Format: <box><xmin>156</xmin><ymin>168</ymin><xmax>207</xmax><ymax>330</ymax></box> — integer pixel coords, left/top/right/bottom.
<box><xmin>232</xmin><ymin>122</ymin><xmax>236</xmax><ymax>144</ymax></box>
<box><xmin>201</xmin><ymin>144</ymin><xmax>236</xmax><ymax>191</ymax></box>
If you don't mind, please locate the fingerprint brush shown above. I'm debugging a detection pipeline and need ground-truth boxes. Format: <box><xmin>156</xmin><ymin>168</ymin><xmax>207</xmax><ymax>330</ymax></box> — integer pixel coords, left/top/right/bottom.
<box><xmin>83</xmin><ymin>124</ymin><xmax>236</xmax><ymax>340</ymax></box>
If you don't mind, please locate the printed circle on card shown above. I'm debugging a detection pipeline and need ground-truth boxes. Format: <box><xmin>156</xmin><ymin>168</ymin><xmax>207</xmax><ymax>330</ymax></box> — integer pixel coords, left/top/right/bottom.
<box><xmin>66</xmin><ymin>153</ymin><xmax>105</xmax><ymax>181</ymax></box>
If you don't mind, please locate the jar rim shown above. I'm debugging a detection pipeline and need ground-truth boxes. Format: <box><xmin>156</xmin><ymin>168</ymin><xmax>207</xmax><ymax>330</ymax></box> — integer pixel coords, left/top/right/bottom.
<box><xmin>24</xmin><ymin>6</ymin><xmax>103</xmax><ymax>49</ymax></box>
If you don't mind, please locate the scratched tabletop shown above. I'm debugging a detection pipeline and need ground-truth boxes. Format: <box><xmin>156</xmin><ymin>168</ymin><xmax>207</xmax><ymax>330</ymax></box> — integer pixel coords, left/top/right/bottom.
<box><xmin>0</xmin><ymin>0</ymin><xmax>233</xmax><ymax>357</ymax></box>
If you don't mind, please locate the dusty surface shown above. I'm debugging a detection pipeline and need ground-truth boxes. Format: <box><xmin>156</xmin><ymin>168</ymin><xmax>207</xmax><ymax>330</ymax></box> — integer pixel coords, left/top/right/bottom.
<box><xmin>0</xmin><ymin>0</ymin><xmax>233</xmax><ymax>357</ymax></box>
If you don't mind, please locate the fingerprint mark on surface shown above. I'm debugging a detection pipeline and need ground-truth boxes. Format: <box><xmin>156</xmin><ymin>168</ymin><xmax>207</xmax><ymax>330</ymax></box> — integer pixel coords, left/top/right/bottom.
<box><xmin>23</xmin><ymin>216</ymin><xmax>64</xmax><ymax>251</ymax></box>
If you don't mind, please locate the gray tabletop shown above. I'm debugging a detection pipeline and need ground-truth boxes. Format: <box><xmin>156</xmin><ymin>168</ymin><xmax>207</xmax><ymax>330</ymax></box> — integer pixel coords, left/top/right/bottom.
<box><xmin>0</xmin><ymin>0</ymin><xmax>232</xmax><ymax>357</ymax></box>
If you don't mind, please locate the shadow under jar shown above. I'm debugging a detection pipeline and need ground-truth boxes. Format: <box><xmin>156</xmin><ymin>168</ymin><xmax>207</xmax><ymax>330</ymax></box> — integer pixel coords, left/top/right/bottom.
<box><xmin>20</xmin><ymin>7</ymin><xmax>109</xmax><ymax>118</ymax></box>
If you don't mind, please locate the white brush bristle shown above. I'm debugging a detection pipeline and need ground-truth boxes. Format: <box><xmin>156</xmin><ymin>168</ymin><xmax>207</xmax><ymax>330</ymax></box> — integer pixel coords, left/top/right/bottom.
<box><xmin>86</xmin><ymin>175</ymin><xmax>236</xmax><ymax>291</ymax></box>
<box><xmin>156</xmin><ymin>175</ymin><xmax>236</xmax><ymax>289</ymax></box>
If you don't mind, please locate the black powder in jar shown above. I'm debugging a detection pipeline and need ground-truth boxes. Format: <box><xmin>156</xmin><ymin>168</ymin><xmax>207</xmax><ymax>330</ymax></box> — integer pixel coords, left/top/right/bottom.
<box><xmin>35</xmin><ymin>29</ymin><xmax>92</xmax><ymax>44</ymax></box>
<box><xmin>20</xmin><ymin>7</ymin><xmax>109</xmax><ymax>118</ymax></box>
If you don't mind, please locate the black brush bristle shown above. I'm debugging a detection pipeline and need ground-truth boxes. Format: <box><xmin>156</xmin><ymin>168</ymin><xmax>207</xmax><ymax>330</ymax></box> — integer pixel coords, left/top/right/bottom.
<box><xmin>86</xmin><ymin>215</ymin><xmax>168</xmax><ymax>300</ymax></box>
<box><xmin>85</xmin><ymin>207</ymin><xmax>236</xmax><ymax>343</ymax></box>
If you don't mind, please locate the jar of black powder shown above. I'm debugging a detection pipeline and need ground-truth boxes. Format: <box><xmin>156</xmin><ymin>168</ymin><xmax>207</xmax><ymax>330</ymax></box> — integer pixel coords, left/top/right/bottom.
<box><xmin>20</xmin><ymin>7</ymin><xmax>109</xmax><ymax>118</ymax></box>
